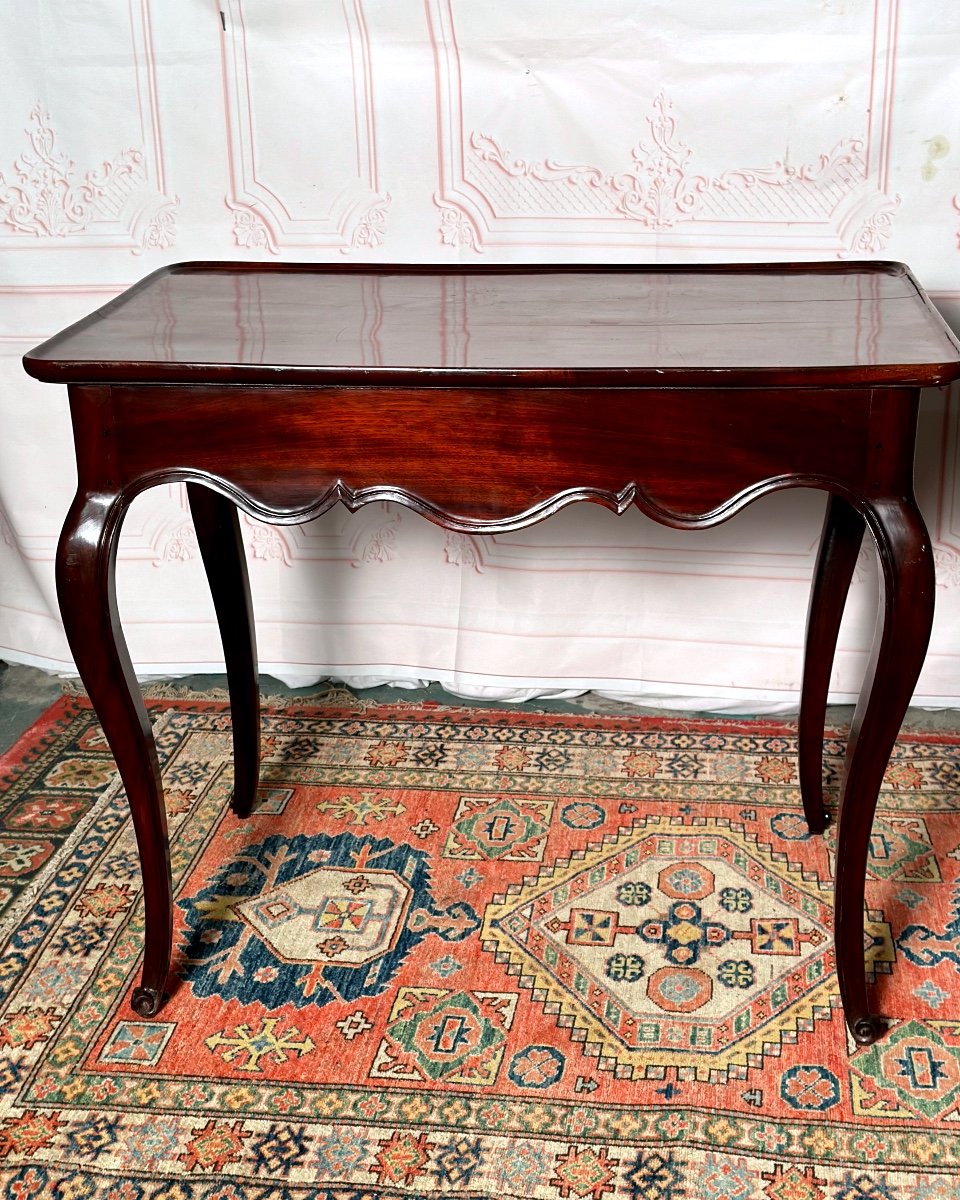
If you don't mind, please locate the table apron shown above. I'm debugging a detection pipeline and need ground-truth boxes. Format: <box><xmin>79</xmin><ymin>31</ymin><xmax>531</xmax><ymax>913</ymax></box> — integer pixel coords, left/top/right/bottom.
<box><xmin>70</xmin><ymin>384</ymin><xmax>920</xmax><ymax>531</ymax></box>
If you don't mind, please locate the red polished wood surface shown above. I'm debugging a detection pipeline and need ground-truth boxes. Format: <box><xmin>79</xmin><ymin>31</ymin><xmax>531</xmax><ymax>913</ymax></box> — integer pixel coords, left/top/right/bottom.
<box><xmin>105</xmin><ymin>384</ymin><xmax>874</xmax><ymax>527</ymax></box>
<box><xmin>24</xmin><ymin>261</ymin><xmax>960</xmax><ymax>389</ymax></box>
<box><xmin>24</xmin><ymin>261</ymin><xmax>960</xmax><ymax>1048</ymax></box>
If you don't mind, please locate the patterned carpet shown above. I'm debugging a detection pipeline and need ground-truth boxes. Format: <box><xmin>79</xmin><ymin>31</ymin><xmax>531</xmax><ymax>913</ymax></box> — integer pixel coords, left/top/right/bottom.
<box><xmin>2</xmin><ymin>692</ymin><xmax>960</xmax><ymax>1198</ymax></box>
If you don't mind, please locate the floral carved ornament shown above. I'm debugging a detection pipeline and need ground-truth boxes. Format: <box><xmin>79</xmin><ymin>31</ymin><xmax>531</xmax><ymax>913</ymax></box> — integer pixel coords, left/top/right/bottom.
<box><xmin>443</xmin><ymin>92</ymin><xmax>899</xmax><ymax>252</ymax></box>
<box><xmin>0</xmin><ymin>106</ymin><xmax>177</xmax><ymax>251</ymax></box>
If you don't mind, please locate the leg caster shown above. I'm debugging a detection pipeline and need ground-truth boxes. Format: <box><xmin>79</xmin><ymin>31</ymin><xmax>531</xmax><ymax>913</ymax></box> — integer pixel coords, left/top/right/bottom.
<box><xmin>131</xmin><ymin>986</ymin><xmax>165</xmax><ymax>1018</ymax></box>
<box><xmin>849</xmin><ymin>1014</ymin><xmax>885</xmax><ymax>1046</ymax></box>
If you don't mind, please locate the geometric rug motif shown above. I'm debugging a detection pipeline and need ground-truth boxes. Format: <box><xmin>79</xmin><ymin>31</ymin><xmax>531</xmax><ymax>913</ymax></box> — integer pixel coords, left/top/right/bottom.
<box><xmin>4</xmin><ymin>695</ymin><xmax>960</xmax><ymax>1197</ymax></box>
<box><xmin>482</xmin><ymin>816</ymin><xmax>835</xmax><ymax>1082</ymax></box>
<box><xmin>179</xmin><ymin>830</ymin><xmax>479</xmax><ymax>1009</ymax></box>
<box><xmin>369</xmin><ymin>986</ymin><xmax>518</xmax><ymax>1085</ymax></box>
<box><xmin>443</xmin><ymin>794</ymin><xmax>554</xmax><ymax>861</ymax></box>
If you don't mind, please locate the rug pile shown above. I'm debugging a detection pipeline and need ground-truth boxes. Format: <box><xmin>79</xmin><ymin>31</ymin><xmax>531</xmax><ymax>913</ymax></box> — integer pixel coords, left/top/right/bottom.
<box><xmin>2</xmin><ymin>693</ymin><xmax>960</xmax><ymax>1198</ymax></box>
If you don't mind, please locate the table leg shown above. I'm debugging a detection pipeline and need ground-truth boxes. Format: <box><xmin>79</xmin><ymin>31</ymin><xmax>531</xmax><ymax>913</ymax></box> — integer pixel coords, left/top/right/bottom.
<box><xmin>835</xmin><ymin>497</ymin><xmax>935</xmax><ymax>1045</ymax></box>
<box><xmin>798</xmin><ymin>494</ymin><xmax>865</xmax><ymax>833</ymax></box>
<box><xmin>56</xmin><ymin>490</ymin><xmax>171</xmax><ymax>1017</ymax></box>
<box><xmin>187</xmin><ymin>483</ymin><xmax>260</xmax><ymax>818</ymax></box>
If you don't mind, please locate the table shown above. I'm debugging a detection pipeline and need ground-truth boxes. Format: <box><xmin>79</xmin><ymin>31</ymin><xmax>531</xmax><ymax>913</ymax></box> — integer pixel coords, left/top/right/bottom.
<box><xmin>24</xmin><ymin>262</ymin><xmax>960</xmax><ymax>1047</ymax></box>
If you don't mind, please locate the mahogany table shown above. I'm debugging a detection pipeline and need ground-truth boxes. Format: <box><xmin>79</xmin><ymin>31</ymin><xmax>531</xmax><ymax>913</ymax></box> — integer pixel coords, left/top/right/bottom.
<box><xmin>24</xmin><ymin>262</ymin><xmax>960</xmax><ymax>1046</ymax></box>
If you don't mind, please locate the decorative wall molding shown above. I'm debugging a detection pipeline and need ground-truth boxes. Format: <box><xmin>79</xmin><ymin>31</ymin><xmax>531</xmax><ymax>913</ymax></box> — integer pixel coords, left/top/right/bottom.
<box><xmin>467</xmin><ymin>99</ymin><xmax>877</xmax><ymax>231</ymax></box>
<box><xmin>842</xmin><ymin>194</ymin><xmax>900</xmax><ymax>255</ymax></box>
<box><xmin>144</xmin><ymin>511</ymin><xmax>298</xmax><ymax>570</ymax></box>
<box><xmin>220</xmin><ymin>0</ymin><xmax>389</xmax><ymax>253</ymax></box>
<box><xmin>428</xmin><ymin>0</ymin><xmax>900</xmax><ymax>254</ymax></box>
<box><xmin>459</xmin><ymin>104</ymin><xmax>899</xmax><ymax>253</ymax></box>
<box><xmin>0</xmin><ymin>107</ymin><xmax>140</xmax><ymax>238</ymax></box>
<box><xmin>436</xmin><ymin>195</ymin><xmax>478</xmax><ymax>249</ymax></box>
<box><xmin>244</xmin><ymin>520</ymin><xmax>293</xmax><ymax>567</ymax></box>
<box><xmin>8</xmin><ymin>484</ymin><xmax>195</xmax><ymax>567</ymax></box>
<box><xmin>135</xmin><ymin>499</ymin><xmax>417</xmax><ymax>573</ymax></box>
<box><xmin>231</xmin><ymin>207</ymin><xmax>272</xmax><ymax>251</ymax></box>
<box><xmin>350</xmin><ymin>509</ymin><xmax>403</xmax><ymax>567</ymax></box>
<box><xmin>151</xmin><ymin>521</ymin><xmax>197</xmax><ymax>567</ymax></box>
<box><xmin>137</xmin><ymin>199</ymin><xmax>179</xmax><ymax>255</ymax></box>
<box><xmin>0</xmin><ymin>106</ymin><xmax>177</xmax><ymax>253</ymax></box>
<box><xmin>347</xmin><ymin>194</ymin><xmax>392</xmax><ymax>252</ymax></box>
<box><xmin>0</xmin><ymin>0</ymin><xmax>174</xmax><ymax>255</ymax></box>
<box><xmin>935</xmin><ymin>545</ymin><xmax>960</xmax><ymax>589</ymax></box>
<box><xmin>138</xmin><ymin>497</ymin><xmax>412</xmax><ymax>572</ymax></box>
<box><xmin>443</xmin><ymin>533</ymin><xmax>487</xmax><ymax>573</ymax></box>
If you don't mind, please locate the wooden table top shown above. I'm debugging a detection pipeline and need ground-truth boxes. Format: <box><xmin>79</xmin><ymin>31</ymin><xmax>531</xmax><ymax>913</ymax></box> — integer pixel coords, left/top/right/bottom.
<box><xmin>23</xmin><ymin>261</ymin><xmax>960</xmax><ymax>390</ymax></box>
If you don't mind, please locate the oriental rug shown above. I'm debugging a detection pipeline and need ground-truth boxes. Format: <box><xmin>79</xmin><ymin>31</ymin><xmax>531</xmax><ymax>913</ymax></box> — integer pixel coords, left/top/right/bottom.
<box><xmin>3</xmin><ymin>693</ymin><xmax>960</xmax><ymax>1199</ymax></box>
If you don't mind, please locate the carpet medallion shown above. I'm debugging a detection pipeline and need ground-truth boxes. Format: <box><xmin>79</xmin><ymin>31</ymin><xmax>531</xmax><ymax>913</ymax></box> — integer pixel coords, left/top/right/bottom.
<box><xmin>2</xmin><ymin>694</ymin><xmax>960</xmax><ymax>1197</ymax></box>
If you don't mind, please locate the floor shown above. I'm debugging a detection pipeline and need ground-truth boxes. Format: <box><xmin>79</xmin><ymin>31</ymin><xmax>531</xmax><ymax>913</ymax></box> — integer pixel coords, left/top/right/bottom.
<box><xmin>0</xmin><ymin>660</ymin><xmax>64</xmax><ymax>754</ymax></box>
<box><xmin>4</xmin><ymin>659</ymin><xmax>960</xmax><ymax>759</ymax></box>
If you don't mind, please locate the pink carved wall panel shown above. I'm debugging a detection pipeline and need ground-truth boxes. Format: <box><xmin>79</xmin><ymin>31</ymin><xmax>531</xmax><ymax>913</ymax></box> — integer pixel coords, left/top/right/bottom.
<box><xmin>0</xmin><ymin>2</ymin><xmax>177</xmax><ymax>256</ymax></box>
<box><xmin>3</xmin><ymin>0</ymin><xmax>960</xmax><ymax>710</ymax></box>
<box><xmin>427</xmin><ymin>0</ymin><xmax>901</xmax><ymax>257</ymax></box>
<box><xmin>221</xmin><ymin>0</ymin><xmax>390</xmax><ymax>253</ymax></box>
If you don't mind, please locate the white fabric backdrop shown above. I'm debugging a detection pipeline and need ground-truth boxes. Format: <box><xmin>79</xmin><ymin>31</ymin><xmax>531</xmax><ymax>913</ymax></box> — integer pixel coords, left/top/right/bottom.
<box><xmin>2</xmin><ymin>1</ymin><xmax>960</xmax><ymax>711</ymax></box>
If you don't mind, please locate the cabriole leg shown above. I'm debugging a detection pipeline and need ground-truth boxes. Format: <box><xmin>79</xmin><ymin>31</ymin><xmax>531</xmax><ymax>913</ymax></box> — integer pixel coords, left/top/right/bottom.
<box><xmin>834</xmin><ymin>498</ymin><xmax>934</xmax><ymax>1045</ymax></box>
<box><xmin>56</xmin><ymin>490</ymin><xmax>171</xmax><ymax>1017</ymax></box>
<box><xmin>187</xmin><ymin>483</ymin><xmax>260</xmax><ymax>817</ymax></box>
<box><xmin>799</xmin><ymin>493</ymin><xmax>865</xmax><ymax>832</ymax></box>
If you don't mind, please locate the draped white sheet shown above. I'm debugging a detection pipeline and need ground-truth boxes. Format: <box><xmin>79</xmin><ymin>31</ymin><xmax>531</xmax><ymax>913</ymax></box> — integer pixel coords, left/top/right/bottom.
<box><xmin>3</xmin><ymin>1</ymin><xmax>960</xmax><ymax>711</ymax></box>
